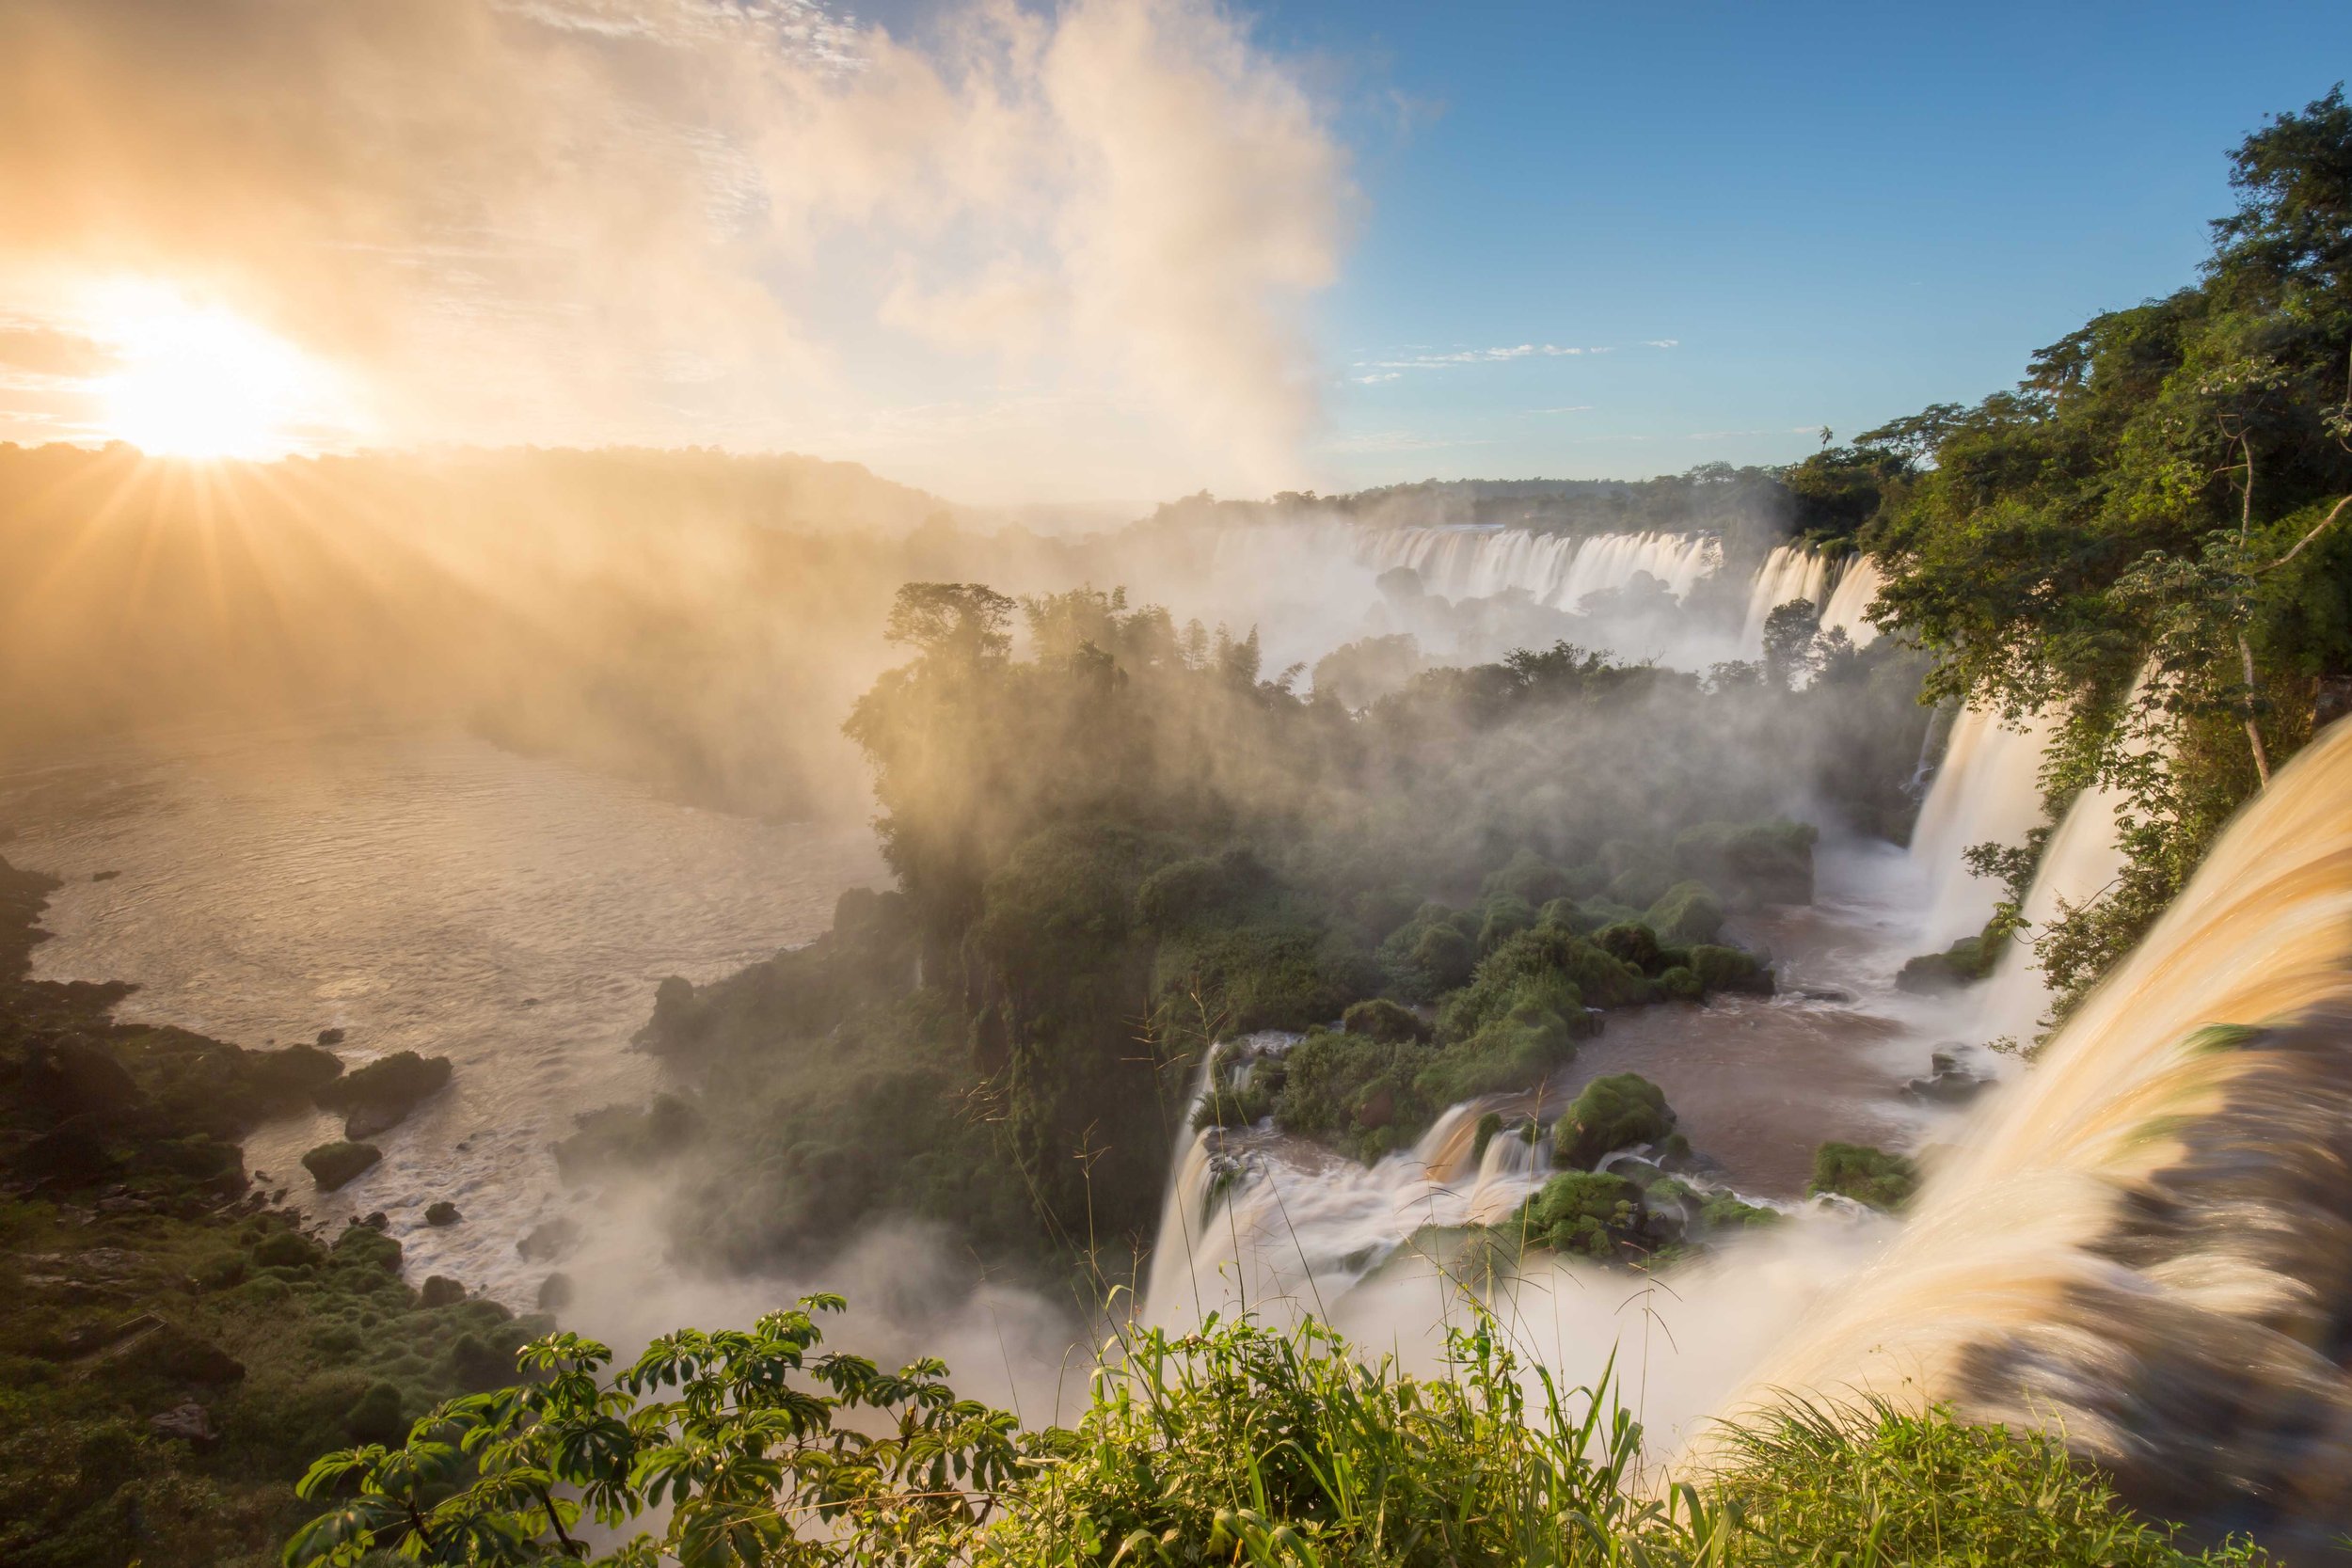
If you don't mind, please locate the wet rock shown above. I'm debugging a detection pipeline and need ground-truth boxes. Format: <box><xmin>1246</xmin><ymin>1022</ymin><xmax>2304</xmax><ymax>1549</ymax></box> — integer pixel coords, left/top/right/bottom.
<box><xmin>301</xmin><ymin>1140</ymin><xmax>381</xmax><ymax>1191</ymax></box>
<box><xmin>359</xmin><ymin>1211</ymin><xmax>389</xmax><ymax>1231</ymax></box>
<box><xmin>517</xmin><ymin>1218</ymin><xmax>580</xmax><ymax>1262</ymax></box>
<box><xmin>313</xmin><ymin>1051</ymin><xmax>453</xmax><ymax>1136</ymax></box>
<box><xmin>343</xmin><ymin>1103</ymin><xmax>405</xmax><ymax>1141</ymax></box>
<box><xmin>91</xmin><ymin>870</ymin><xmax>120</xmax><ymax>883</ymax></box>
<box><xmin>536</xmin><ymin>1272</ymin><xmax>575</xmax><ymax>1310</ymax></box>
<box><xmin>149</xmin><ymin>1402</ymin><xmax>215</xmax><ymax>1444</ymax></box>
<box><xmin>1353</xmin><ymin>1084</ymin><xmax>1395</xmax><ymax>1131</ymax></box>
<box><xmin>316</xmin><ymin>1027</ymin><xmax>345</xmax><ymax>1047</ymax></box>
<box><xmin>1905</xmin><ymin>1051</ymin><xmax>1990</xmax><ymax>1105</ymax></box>
<box><xmin>419</xmin><ymin>1275</ymin><xmax>467</xmax><ymax>1308</ymax></box>
<box><xmin>425</xmin><ymin>1200</ymin><xmax>461</xmax><ymax>1227</ymax></box>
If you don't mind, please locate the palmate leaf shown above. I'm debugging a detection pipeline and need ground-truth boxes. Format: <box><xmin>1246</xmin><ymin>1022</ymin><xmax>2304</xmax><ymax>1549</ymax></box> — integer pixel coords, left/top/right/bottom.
<box><xmin>281</xmin><ymin>1494</ymin><xmax>407</xmax><ymax>1566</ymax></box>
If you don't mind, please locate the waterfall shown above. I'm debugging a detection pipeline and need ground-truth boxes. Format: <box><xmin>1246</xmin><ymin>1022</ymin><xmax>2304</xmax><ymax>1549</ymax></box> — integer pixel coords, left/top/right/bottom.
<box><xmin>1143</xmin><ymin>1094</ymin><xmax>1556</xmax><ymax>1331</ymax></box>
<box><xmin>1818</xmin><ymin>554</ymin><xmax>1884</xmax><ymax>649</ymax></box>
<box><xmin>1730</xmin><ymin>717</ymin><xmax>2352</xmax><ymax>1525</ymax></box>
<box><xmin>1905</xmin><ymin>703</ymin><xmax>2062</xmax><ymax>949</ymax></box>
<box><xmin>1739</xmin><ymin>544</ymin><xmax>1834</xmax><ymax>653</ymax></box>
<box><xmin>1140</xmin><ymin>1051</ymin><xmax>1232</xmax><ymax>1324</ymax></box>
<box><xmin>1360</xmin><ymin>527</ymin><xmax>1724</xmax><ymax>611</ymax></box>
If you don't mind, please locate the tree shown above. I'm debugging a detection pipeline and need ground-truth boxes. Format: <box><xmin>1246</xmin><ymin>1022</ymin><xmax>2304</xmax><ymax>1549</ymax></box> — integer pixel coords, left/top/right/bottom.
<box><xmin>1762</xmin><ymin>598</ymin><xmax>1823</xmax><ymax>690</ymax></box>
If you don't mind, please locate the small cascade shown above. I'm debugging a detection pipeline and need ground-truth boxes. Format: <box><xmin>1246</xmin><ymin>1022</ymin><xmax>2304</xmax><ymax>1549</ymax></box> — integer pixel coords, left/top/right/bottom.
<box><xmin>1818</xmin><ymin>554</ymin><xmax>1884</xmax><ymax>649</ymax></box>
<box><xmin>1907</xmin><ymin>703</ymin><xmax>2062</xmax><ymax>948</ymax></box>
<box><xmin>1728</xmin><ymin>717</ymin><xmax>2352</xmax><ymax>1528</ymax></box>
<box><xmin>1143</xmin><ymin>1094</ymin><xmax>1555</xmax><ymax>1331</ymax></box>
<box><xmin>1139</xmin><ymin>1053</ymin><xmax>1225</xmax><ymax>1323</ymax></box>
<box><xmin>1739</xmin><ymin>544</ymin><xmax>1833</xmax><ymax>653</ymax></box>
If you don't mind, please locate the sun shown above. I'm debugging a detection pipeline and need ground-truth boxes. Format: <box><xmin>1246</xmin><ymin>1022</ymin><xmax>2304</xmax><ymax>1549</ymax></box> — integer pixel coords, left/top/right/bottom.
<box><xmin>87</xmin><ymin>284</ymin><xmax>343</xmax><ymax>460</ymax></box>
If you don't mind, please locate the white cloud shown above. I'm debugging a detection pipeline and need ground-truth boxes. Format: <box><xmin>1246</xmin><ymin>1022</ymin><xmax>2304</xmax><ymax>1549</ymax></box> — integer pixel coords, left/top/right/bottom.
<box><xmin>0</xmin><ymin>0</ymin><xmax>1352</xmax><ymax>501</ymax></box>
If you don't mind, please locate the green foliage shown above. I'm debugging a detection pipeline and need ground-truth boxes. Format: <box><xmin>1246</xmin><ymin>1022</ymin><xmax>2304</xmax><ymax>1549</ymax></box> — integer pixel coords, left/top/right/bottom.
<box><xmin>1645</xmin><ymin>880</ymin><xmax>1726</xmax><ymax>946</ymax></box>
<box><xmin>1269</xmin><ymin>1027</ymin><xmax>1434</xmax><ymax>1160</ymax></box>
<box><xmin>1809</xmin><ymin>1142</ymin><xmax>1921</xmax><ymax>1211</ymax></box>
<box><xmin>1341</xmin><ymin>997</ymin><xmax>1431</xmax><ymax>1044</ymax></box>
<box><xmin>1712</xmin><ymin>1400</ymin><xmax>2265</xmax><ymax>1568</ymax></box>
<box><xmin>1520</xmin><ymin>1170</ymin><xmax>1645</xmax><ymax>1259</ymax></box>
<box><xmin>1687</xmin><ymin>944</ymin><xmax>1772</xmax><ymax>996</ymax></box>
<box><xmin>1553</xmin><ymin>1073</ymin><xmax>1677</xmax><ymax>1170</ymax></box>
<box><xmin>282</xmin><ymin>1300</ymin><xmax>2269</xmax><ymax>1568</ymax></box>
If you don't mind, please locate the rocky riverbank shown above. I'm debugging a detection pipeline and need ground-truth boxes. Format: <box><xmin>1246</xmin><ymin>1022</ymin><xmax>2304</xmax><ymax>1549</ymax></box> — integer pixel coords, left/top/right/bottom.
<box><xmin>0</xmin><ymin>851</ymin><xmax>548</xmax><ymax>1568</ymax></box>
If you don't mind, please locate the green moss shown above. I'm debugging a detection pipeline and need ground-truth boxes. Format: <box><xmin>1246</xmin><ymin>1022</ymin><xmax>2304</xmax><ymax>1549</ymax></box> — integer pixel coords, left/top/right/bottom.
<box><xmin>1809</xmin><ymin>1141</ymin><xmax>1920</xmax><ymax>1211</ymax></box>
<box><xmin>1341</xmin><ymin>997</ymin><xmax>1430</xmax><ymax>1043</ymax></box>
<box><xmin>1553</xmin><ymin>1073</ymin><xmax>1677</xmax><ymax>1169</ymax></box>
<box><xmin>1520</xmin><ymin>1170</ymin><xmax>1643</xmax><ymax>1259</ymax></box>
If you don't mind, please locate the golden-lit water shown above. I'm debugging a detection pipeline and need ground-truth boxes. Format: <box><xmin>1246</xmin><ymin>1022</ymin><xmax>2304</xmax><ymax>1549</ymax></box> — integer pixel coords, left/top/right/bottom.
<box><xmin>2</xmin><ymin>721</ymin><xmax>879</xmax><ymax>1303</ymax></box>
<box><xmin>1732</xmin><ymin>717</ymin><xmax>2352</xmax><ymax>1531</ymax></box>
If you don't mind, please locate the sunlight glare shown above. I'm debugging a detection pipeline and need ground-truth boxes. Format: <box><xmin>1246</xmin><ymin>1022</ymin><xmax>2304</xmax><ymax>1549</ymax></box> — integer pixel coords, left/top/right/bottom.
<box><xmin>89</xmin><ymin>284</ymin><xmax>342</xmax><ymax>459</ymax></box>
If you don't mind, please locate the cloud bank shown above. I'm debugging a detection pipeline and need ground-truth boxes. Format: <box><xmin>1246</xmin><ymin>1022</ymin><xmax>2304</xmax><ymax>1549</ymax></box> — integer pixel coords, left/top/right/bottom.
<box><xmin>0</xmin><ymin>0</ymin><xmax>1351</xmax><ymax>500</ymax></box>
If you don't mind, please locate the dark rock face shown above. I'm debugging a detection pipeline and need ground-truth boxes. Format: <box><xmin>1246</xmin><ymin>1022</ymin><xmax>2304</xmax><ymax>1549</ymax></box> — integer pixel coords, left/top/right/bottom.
<box><xmin>25</xmin><ymin>1040</ymin><xmax>142</xmax><ymax>1117</ymax></box>
<box><xmin>424</xmin><ymin>1200</ymin><xmax>461</xmax><ymax>1227</ymax></box>
<box><xmin>316</xmin><ymin>1027</ymin><xmax>346</xmax><ymax>1046</ymax></box>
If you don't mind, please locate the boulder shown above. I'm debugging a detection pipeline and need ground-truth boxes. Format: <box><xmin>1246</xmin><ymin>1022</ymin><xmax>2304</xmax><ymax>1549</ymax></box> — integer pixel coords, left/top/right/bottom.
<box><xmin>425</xmin><ymin>1200</ymin><xmax>462</xmax><ymax>1227</ymax></box>
<box><xmin>312</xmin><ymin>1051</ymin><xmax>453</xmax><ymax>1134</ymax></box>
<box><xmin>536</xmin><ymin>1272</ymin><xmax>576</xmax><ymax>1310</ymax></box>
<box><xmin>517</xmin><ymin>1217</ymin><xmax>580</xmax><ymax>1263</ymax></box>
<box><xmin>316</xmin><ymin>1027</ymin><xmax>346</xmax><ymax>1046</ymax></box>
<box><xmin>419</xmin><ymin>1275</ymin><xmax>468</xmax><ymax>1307</ymax></box>
<box><xmin>301</xmin><ymin>1140</ymin><xmax>381</xmax><ymax>1191</ymax></box>
<box><xmin>149</xmin><ymin>1402</ymin><xmax>215</xmax><ymax>1444</ymax></box>
<box><xmin>1553</xmin><ymin>1073</ymin><xmax>1676</xmax><ymax>1170</ymax></box>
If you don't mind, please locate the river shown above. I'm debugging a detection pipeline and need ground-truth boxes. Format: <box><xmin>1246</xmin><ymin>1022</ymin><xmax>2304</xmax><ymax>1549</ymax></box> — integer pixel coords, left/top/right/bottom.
<box><xmin>0</xmin><ymin>721</ymin><xmax>880</xmax><ymax>1305</ymax></box>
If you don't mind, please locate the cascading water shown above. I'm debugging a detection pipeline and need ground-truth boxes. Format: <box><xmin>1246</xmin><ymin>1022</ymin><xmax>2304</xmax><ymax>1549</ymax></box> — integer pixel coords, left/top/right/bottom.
<box><xmin>1733</xmin><ymin>717</ymin><xmax>2352</xmax><ymax>1533</ymax></box>
<box><xmin>1145</xmin><ymin>1085</ymin><xmax>1560</xmax><ymax>1332</ymax></box>
<box><xmin>1360</xmin><ymin>527</ymin><xmax>1724</xmax><ymax>610</ymax></box>
<box><xmin>1906</xmin><ymin>703</ymin><xmax>2063</xmax><ymax>949</ymax></box>
<box><xmin>1739</xmin><ymin>544</ymin><xmax>1833</xmax><ymax>653</ymax></box>
<box><xmin>1818</xmin><ymin>554</ymin><xmax>1884</xmax><ymax>649</ymax></box>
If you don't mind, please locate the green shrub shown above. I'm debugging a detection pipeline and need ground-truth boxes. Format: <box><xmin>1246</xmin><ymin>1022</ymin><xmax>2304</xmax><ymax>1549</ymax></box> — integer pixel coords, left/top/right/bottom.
<box><xmin>1553</xmin><ymin>1073</ymin><xmax>1676</xmax><ymax>1169</ymax></box>
<box><xmin>1591</xmin><ymin>920</ymin><xmax>1663</xmax><ymax>974</ymax></box>
<box><xmin>1645</xmin><ymin>879</ymin><xmax>1727</xmax><ymax>945</ymax></box>
<box><xmin>1673</xmin><ymin>819</ymin><xmax>1819</xmax><ymax>906</ymax></box>
<box><xmin>1689</xmin><ymin>942</ymin><xmax>1774</xmax><ymax>995</ymax></box>
<box><xmin>1519</xmin><ymin>1170</ymin><xmax>1643</xmax><ymax>1258</ymax></box>
<box><xmin>1810</xmin><ymin>1141</ymin><xmax>1920</xmax><ymax>1210</ymax></box>
<box><xmin>1341</xmin><ymin>996</ymin><xmax>1431</xmax><ymax>1043</ymax></box>
<box><xmin>1270</xmin><ymin>1028</ymin><xmax>1435</xmax><ymax>1158</ymax></box>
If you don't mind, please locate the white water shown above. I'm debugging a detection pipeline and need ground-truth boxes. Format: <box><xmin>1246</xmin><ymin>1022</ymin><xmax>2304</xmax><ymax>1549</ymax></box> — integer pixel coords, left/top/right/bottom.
<box><xmin>1360</xmin><ymin>526</ymin><xmax>1724</xmax><ymax>610</ymax></box>
<box><xmin>1819</xmin><ymin>555</ymin><xmax>1884</xmax><ymax>649</ymax></box>
<box><xmin>3</xmin><ymin>722</ymin><xmax>881</xmax><ymax>1304</ymax></box>
<box><xmin>1731</xmin><ymin>718</ymin><xmax>2352</xmax><ymax>1526</ymax></box>
<box><xmin>1906</xmin><ymin>703</ymin><xmax>2063</xmax><ymax>948</ymax></box>
<box><xmin>1739</xmin><ymin>544</ymin><xmax>1834</xmax><ymax>653</ymax></box>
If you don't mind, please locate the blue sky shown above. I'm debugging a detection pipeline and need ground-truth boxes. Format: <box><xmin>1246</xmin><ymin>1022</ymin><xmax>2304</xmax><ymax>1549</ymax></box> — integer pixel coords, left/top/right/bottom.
<box><xmin>1230</xmin><ymin>0</ymin><xmax>2352</xmax><ymax>487</ymax></box>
